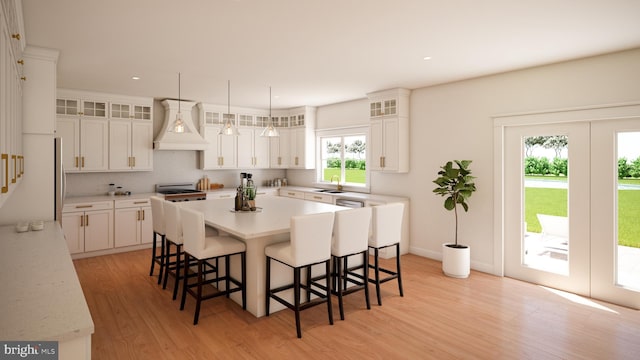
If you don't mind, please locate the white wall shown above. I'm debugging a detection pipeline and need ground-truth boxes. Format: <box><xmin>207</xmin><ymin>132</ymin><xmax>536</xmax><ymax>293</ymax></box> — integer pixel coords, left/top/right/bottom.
<box><xmin>298</xmin><ymin>48</ymin><xmax>640</xmax><ymax>274</ymax></box>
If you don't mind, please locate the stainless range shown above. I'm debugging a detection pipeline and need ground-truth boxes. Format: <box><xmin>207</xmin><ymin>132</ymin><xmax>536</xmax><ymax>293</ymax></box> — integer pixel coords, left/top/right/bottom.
<box><xmin>156</xmin><ymin>183</ymin><xmax>207</xmax><ymax>202</ymax></box>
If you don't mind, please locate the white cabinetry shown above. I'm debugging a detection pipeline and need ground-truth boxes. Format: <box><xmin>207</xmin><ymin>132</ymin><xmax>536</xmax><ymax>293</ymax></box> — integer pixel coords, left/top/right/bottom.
<box><xmin>238</xmin><ymin>124</ymin><xmax>270</xmax><ymax>169</ymax></box>
<box><xmin>198</xmin><ymin>104</ymin><xmax>237</xmax><ymax>169</ymax></box>
<box><xmin>109</xmin><ymin>119</ymin><xmax>153</xmax><ymax>171</ymax></box>
<box><xmin>279</xmin><ymin>189</ymin><xmax>305</xmax><ymax>199</ymax></box>
<box><xmin>288</xmin><ymin>106</ymin><xmax>316</xmax><ymax>169</ymax></box>
<box><xmin>61</xmin><ymin>201</ymin><xmax>114</xmax><ymax>254</ymax></box>
<box><xmin>367</xmin><ymin>88</ymin><xmax>410</xmax><ymax>173</ymax></box>
<box><xmin>114</xmin><ymin>198</ymin><xmax>153</xmax><ymax>248</ymax></box>
<box><xmin>304</xmin><ymin>192</ymin><xmax>333</xmax><ymax>204</ymax></box>
<box><xmin>0</xmin><ymin>2</ymin><xmax>25</xmax><ymax>207</ymax></box>
<box><xmin>109</xmin><ymin>98</ymin><xmax>153</xmax><ymax>171</ymax></box>
<box><xmin>269</xmin><ymin>128</ymin><xmax>290</xmax><ymax>168</ymax></box>
<box><xmin>56</xmin><ymin>93</ymin><xmax>109</xmax><ymax>172</ymax></box>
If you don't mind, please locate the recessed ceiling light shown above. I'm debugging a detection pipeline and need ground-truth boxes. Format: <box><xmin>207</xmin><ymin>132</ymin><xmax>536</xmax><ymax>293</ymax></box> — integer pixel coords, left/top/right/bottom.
<box><xmin>423</xmin><ymin>56</ymin><xmax>432</xmax><ymax>61</ymax></box>
<box><xmin>131</xmin><ymin>76</ymin><xmax>141</xmax><ymax>80</ymax></box>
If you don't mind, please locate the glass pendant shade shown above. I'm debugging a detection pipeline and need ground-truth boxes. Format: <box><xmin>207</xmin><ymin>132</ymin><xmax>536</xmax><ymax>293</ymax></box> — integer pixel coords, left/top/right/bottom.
<box><xmin>170</xmin><ymin>72</ymin><xmax>186</xmax><ymax>133</ymax></box>
<box><xmin>219</xmin><ymin>80</ymin><xmax>239</xmax><ymax>136</ymax></box>
<box><xmin>260</xmin><ymin>86</ymin><xmax>280</xmax><ymax>137</ymax></box>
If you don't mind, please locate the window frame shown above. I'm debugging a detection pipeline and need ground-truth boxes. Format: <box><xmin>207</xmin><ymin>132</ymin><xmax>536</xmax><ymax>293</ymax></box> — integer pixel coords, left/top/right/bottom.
<box><xmin>315</xmin><ymin>126</ymin><xmax>370</xmax><ymax>192</ymax></box>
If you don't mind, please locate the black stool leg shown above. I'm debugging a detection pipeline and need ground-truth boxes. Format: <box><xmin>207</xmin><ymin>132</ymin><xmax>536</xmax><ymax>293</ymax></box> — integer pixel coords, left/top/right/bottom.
<box><xmin>265</xmin><ymin>256</ymin><xmax>271</xmax><ymax>316</ymax></box>
<box><xmin>149</xmin><ymin>232</ymin><xmax>157</xmax><ymax>276</ymax></box>
<box><xmin>374</xmin><ymin>248</ymin><xmax>382</xmax><ymax>306</ymax></box>
<box><xmin>180</xmin><ymin>253</ymin><xmax>189</xmax><ymax>311</ymax></box>
<box><xmin>396</xmin><ymin>243</ymin><xmax>404</xmax><ymax>297</ymax></box>
<box><xmin>194</xmin><ymin>260</ymin><xmax>203</xmax><ymax>325</ymax></box>
<box><xmin>294</xmin><ymin>267</ymin><xmax>302</xmax><ymax>338</ymax></box>
<box><xmin>163</xmin><ymin>240</ymin><xmax>171</xmax><ymax>289</ymax></box>
<box><xmin>364</xmin><ymin>250</ymin><xmax>371</xmax><ymax>309</ymax></box>
<box><xmin>241</xmin><ymin>252</ymin><xmax>246</xmax><ymax>310</ymax></box>
<box><xmin>158</xmin><ymin>234</ymin><xmax>165</xmax><ymax>285</ymax></box>
<box><xmin>325</xmin><ymin>259</ymin><xmax>333</xmax><ymax>325</ymax></box>
<box><xmin>172</xmin><ymin>244</ymin><xmax>182</xmax><ymax>300</ymax></box>
<box><xmin>336</xmin><ymin>256</ymin><xmax>345</xmax><ymax>320</ymax></box>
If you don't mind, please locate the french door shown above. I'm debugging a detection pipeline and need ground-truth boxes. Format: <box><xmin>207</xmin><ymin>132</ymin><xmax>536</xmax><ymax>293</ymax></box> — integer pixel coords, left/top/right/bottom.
<box><xmin>503</xmin><ymin>117</ymin><xmax>640</xmax><ymax>309</ymax></box>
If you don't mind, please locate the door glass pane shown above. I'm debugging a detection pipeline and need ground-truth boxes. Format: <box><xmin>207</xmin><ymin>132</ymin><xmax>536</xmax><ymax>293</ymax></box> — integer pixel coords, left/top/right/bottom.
<box><xmin>523</xmin><ymin>135</ymin><xmax>569</xmax><ymax>275</ymax></box>
<box><xmin>616</xmin><ymin>132</ymin><xmax>640</xmax><ymax>290</ymax></box>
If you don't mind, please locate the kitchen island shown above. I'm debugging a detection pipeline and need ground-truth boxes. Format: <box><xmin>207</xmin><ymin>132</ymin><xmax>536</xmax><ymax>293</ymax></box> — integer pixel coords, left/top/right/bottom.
<box><xmin>0</xmin><ymin>221</ymin><xmax>94</xmax><ymax>359</ymax></box>
<box><xmin>180</xmin><ymin>195</ymin><xmax>347</xmax><ymax>317</ymax></box>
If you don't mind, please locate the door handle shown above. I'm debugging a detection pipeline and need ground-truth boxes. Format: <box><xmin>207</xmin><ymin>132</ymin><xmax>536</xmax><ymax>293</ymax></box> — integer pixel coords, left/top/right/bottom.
<box><xmin>85</xmin><ymin>214</ymin><xmax>89</xmax><ymax>227</ymax></box>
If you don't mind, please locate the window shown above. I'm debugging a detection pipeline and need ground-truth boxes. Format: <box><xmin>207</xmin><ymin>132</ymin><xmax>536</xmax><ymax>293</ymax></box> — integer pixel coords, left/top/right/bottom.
<box><xmin>317</xmin><ymin>128</ymin><xmax>368</xmax><ymax>189</ymax></box>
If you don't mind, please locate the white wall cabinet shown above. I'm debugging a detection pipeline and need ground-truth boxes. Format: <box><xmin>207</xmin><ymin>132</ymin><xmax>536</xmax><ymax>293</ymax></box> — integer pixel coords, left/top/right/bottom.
<box><xmin>109</xmin><ymin>119</ymin><xmax>153</xmax><ymax>171</ymax></box>
<box><xmin>367</xmin><ymin>88</ymin><xmax>410</xmax><ymax>173</ymax></box>
<box><xmin>61</xmin><ymin>201</ymin><xmax>114</xmax><ymax>254</ymax></box>
<box><xmin>237</xmin><ymin>126</ymin><xmax>270</xmax><ymax>168</ymax></box>
<box><xmin>56</xmin><ymin>116</ymin><xmax>109</xmax><ymax>172</ymax></box>
<box><xmin>0</xmin><ymin>3</ymin><xmax>25</xmax><ymax>208</ymax></box>
<box><xmin>199</xmin><ymin>125</ymin><xmax>237</xmax><ymax>169</ymax></box>
<box><xmin>270</xmin><ymin>128</ymin><xmax>290</xmax><ymax>169</ymax></box>
<box><xmin>288</xmin><ymin>106</ymin><xmax>316</xmax><ymax>169</ymax></box>
<box><xmin>114</xmin><ymin>199</ymin><xmax>153</xmax><ymax>248</ymax></box>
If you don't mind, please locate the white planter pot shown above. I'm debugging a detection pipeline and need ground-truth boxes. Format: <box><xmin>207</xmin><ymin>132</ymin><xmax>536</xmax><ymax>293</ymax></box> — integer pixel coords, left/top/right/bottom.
<box><xmin>442</xmin><ymin>243</ymin><xmax>470</xmax><ymax>278</ymax></box>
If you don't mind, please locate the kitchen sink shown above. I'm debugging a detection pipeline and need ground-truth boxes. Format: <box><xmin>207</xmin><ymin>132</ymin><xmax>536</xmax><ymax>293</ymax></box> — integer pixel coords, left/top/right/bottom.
<box><xmin>314</xmin><ymin>189</ymin><xmax>344</xmax><ymax>193</ymax></box>
<box><xmin>314</xmin><ymin>189</ymin><xmax>330</xmax><ymax>192</ymax></box>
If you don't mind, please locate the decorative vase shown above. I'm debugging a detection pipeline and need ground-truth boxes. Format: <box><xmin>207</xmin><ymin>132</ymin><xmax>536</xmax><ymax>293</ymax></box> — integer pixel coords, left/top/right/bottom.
<box><xmin>442</xmin><ymin>243</ymin><xmax>470</xmax><ymax>278</ymax></box>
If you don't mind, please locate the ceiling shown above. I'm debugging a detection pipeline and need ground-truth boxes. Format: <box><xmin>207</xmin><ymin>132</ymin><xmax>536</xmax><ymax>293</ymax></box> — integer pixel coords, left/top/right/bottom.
<box><xmin>22</xmin><ymin>0</ymin><xmax>640</xmax><ymax>109</ymax></box>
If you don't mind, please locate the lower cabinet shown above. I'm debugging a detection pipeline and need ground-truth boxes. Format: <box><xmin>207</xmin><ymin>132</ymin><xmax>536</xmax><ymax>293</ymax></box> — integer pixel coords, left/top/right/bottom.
<box><xmin>114</xmin><ymin>199</ymin><xmax>153</xmax><ymax>247</ymax></box>
<box><xmin>62</xmin><ymin>201</ymin><xmax>114</xmax><ymax>254</ymax></box>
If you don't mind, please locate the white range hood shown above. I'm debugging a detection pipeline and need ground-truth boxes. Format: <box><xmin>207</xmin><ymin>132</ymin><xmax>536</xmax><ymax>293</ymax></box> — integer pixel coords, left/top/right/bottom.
<box><xmin>153</xmin><ymin>99</ymin><xmax>209</xmax><ymax>150</ymax></box>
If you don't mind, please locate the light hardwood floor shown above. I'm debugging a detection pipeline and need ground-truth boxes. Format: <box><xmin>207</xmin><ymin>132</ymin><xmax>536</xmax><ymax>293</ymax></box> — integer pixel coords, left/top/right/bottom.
<box><xmin>73</xmin><ymin>250</ymin><xmax>640</xmax><ymax>359</ymax></box>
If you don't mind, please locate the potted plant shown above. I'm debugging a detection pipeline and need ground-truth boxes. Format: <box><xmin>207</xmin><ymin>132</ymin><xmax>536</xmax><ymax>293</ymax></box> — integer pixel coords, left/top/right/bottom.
<box><xmin>433</xmin><ymin>160</ymin><xmax>477</xmax><ymax>278</ymax></box>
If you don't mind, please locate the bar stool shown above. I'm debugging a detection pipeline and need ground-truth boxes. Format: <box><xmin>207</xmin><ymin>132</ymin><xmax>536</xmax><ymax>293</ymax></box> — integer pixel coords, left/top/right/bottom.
<box><xmin>179</xmin><ymin>207</ymin><xmax>246</xmax><ymax>325</ymax></box>
<box><xmin>149</xmin><ymin>196</ymin><xmax>166</xmax><ymax>284</ymax></box>
<box><xmin>162</xmin><ymin>201</ymin><xmax>221</xmax><ymax>299</ymax></box>
<box><xmin>330</xmin><ymin>207</ymin><xmax>372</xmax><ymax>320</ymax></box>
<box><xmin>265</xmin><ymin>212</ymin><xmax>335</xmax><ymax>338</ymax></box>
<box><xmin>368</xmin><ymin>202</ymin><xmax>405</xmax><ymax>306</ymax></box>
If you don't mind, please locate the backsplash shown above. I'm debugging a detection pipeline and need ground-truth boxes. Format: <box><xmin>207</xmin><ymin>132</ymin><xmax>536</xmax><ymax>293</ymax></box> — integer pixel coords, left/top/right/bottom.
<box><xmin>65</xmin><ymin>150</ymin><xmax>286</xmax><ymax>197</ymax></box>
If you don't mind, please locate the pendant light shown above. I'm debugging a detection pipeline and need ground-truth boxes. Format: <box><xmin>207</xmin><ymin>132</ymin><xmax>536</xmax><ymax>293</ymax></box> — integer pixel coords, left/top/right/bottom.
<box><xmin>171</xmin><ymin>72</ymin><xmax>185</xmax><ymax>133</ymax></box>
<box><xmin>219</xmin><ymin>80</ymin><xmax>240</xmax><ymax>136</ymax></box>
<box><xmin>260</xmin><ymin>86</ymin><xmax>279</xmax><ymax>137</ymax></box>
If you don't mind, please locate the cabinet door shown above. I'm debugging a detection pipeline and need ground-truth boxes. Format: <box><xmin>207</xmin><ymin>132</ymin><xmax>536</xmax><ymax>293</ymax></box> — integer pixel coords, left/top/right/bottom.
<box><xmin>219</xmin><ymin>134</ymin><xmax>237</xmax><ymax>168</ymax></box>
<box><xmin>108</xmin><ymin>119</ymin><xmax>131</xmax><ymax>170</ymax></box>
<box><xmin>369</xmin><ymin>119</ymin><xmax>384</xmax><ymax>171</ymax></box>
<box><xmin>56</xmin><ymin>118</ymin><xmax>81</xmax><ymax>171</ymax></box>
<box><xmin>114</xmin><ymin>207</ymin><xmax>140</xmax><ymax>247</ymax></box>
<box><xmin>139</xmin><ymin>206</ymin><xmax>153</xmax><ymax>244</ymax></box>
<box><xmin>254</xmin><ymin>129</ymin><xmax>270</xmax><ymax>168</ymax></box>
<box><xmin>200</xmin><ymin>126</ymin><xmax>220</xmax><ymax>169</ymax></box>
<box><xmin>382</xmin><ymin>118</ymin><xmax>399</xmax><ymax>172</ymax></box>
<box><xmin>131</xmin><ymin>121</ymin><xmax>153</xmax><ymax>170</ymax></box>
<box><xmin>237</xmin><ymin>127</ymin><xmax>254</xmax><ymax>168</ymax></box>
<box><xmin>270</xmin><ymin>128</ymin><xmax>290</xmax><ymax>168</ymax></box>
<box><xmin>290</xmin><ymin>128</ymin><xmax>303</xmax><ymax>168</ymax></box>
<box><xmin>81</xmin><ymin>119</ymin><xmax>109</xmax><ymax>171</ymax></box>
<box><xmin>62</xmin><ymin>212</ymin><xmax>84</xmax><ymax>254</ymax></box>
<box><xmin>84</xmin><ymin>209</ymin><xmax>113</xmax><ymax>252</ymax></box>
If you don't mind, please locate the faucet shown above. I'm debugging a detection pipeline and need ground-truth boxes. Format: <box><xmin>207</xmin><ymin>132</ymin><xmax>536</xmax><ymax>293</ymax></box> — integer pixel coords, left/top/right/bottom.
<box><xmin>330</xmin><ymin>175</ymin><xmax>343</xmax><ymax>191</ymax></box>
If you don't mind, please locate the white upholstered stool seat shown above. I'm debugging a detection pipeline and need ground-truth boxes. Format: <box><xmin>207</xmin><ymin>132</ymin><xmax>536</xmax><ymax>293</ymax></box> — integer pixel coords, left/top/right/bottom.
<box><xmin>265</xmin><ymin>211</ymin><xmax>335</xmax><ymax>338</ymax></box>
<box><xmin>179</xmin><ymin>207</ymin><xmax>246</xmax><ymax>325</ymax></box>
<box><xmin>368</xmin><ymin>202</ymin><xmax>405</xmax><ymax>306</ymax></box>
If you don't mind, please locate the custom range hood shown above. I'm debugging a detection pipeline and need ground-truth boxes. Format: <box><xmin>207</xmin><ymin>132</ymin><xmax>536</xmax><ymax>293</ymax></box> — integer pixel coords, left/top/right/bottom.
<box><xmin>153</xmin><ymin>99</ymin><xmax>209</xmax><ymax>150</ymax></box>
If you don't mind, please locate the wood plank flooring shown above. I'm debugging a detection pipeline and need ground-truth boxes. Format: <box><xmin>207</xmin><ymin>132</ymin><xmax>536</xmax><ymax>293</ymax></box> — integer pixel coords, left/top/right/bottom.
<box><xmin>73</xmin><ymin>250</ymin><xmax>640</xmax><ymax>359</ymax></box>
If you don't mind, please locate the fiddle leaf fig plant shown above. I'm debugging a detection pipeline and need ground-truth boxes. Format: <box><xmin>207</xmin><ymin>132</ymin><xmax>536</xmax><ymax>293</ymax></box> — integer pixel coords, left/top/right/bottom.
<box><xmin>433</xmin><ymin>160</ymin><xmax>477</xmax><ymax>247</ymax></box>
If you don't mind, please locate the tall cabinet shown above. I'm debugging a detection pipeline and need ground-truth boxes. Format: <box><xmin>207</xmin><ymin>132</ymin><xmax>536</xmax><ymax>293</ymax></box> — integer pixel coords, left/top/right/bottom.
<box><xmin>109</xmin><ymin>98</ymin><xmax>153</xmax><ymax>171</ymax></box>
<box><xmin>367</xmin><ymin>88</ymin><xmax>410</xmax><ymax>173</ymax></box>
<box><xmin>288</xmin><ymin>106</ymin><xmax>316</xmax><ymax>169</ymax></box>
<box><xmin>198</xmin><ymin>103</ymin><xmax>237</xmax><ymax>169</ymax></box>
<box><xmin>0</xmin><ymin>0</ymin><xmax>25</xmax><ymax>208</ymax></box>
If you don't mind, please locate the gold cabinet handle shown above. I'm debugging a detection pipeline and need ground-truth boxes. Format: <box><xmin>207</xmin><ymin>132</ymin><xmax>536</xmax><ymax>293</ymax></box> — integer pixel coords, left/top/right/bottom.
<box><xmin>80</xmin><ymin>214</ymin><xmax>84</xmax><ymax>227</ymax></box>
<box><xmin>313</xmin><ymin>196</ymin><xmax>322</xmax><ymax>200</ymax></box>
<box><xmin>133</xmin><ymin>201</ymin><xmax>148</xmax><ymax>205</ymax></box>
<box><xmin>1</xmin><ymin>154</ymin><xmax>8</xmax><ymax>193</ymax></box>
<box><xmin>17</xmin><ymin>59</ymin><xmax>24</xmax><ymax>65</ymax></box>
<box><xmin>11</xmin><ymin>155</ymin><xmax>16</xmax><ymax>183</ymax></box>
<box><xmin>75</xmin><ymin>205</ymin><xmax>93</xmax><ymax>209</ymax></box>
<box><xmin>141</xmin><ymin>210</ymin><xmax>145</xmax><ymax>221</ymax></box>
<box><xmin>11</xmin><ymin>33</ymin><xmax>21</xmax><ymax>40</ymax></box>
<box><xmin>82</xmin><ymin>157</ymin><xmax>85</xmax><ymax>168</ymax></box>
<box><xmin>20</xmin><ymin>77</ymin><xmax>26</xmax><ymax>81</ymax></box>
<box><xmin>75</xmin><ymin>156</ymin><xmax>79</xmax><ymax>168</ymax></box>
<box><xmin>85</xmin><ymin>214</ymin><xmax>89</xmax><ymax>227</ymax></box>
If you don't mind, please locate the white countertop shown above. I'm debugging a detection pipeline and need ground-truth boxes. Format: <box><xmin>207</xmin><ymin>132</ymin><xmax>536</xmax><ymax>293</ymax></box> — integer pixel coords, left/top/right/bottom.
<box><xmin>280</xmin><ymin>186</ymin><xmax>409</xmax><ymax>203</ymax></box>
<box><xmin>65</xmin><ymin>192</ymin><xmax>158</xmax><ymax>204</ymax></box>
<box><xmin>0</xmin><ymin>221</ymin><xmax>94</xmax><ymax>341</ymax></box>
<box><xmin>180</xmin><ymin>195</ymin><xmax>346</xmax><ymax>239</ymax></box>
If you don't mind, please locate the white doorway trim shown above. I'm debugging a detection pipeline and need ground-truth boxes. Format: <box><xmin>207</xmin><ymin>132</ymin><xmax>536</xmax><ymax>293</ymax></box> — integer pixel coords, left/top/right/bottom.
<box><xmin>492</xmin><ymin>101</ymin><xmax>640</xmax><ymax>276</ymax></box>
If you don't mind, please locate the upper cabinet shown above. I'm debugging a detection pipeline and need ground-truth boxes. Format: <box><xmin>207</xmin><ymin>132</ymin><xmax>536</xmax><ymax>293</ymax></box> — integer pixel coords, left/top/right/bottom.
<box><xmin>237</xmin><ymin>114</ymin><xmax>270</xmax><ymax>169</ymax></box>
<box><xmin>1</xmin><ymin>0</ymin><xmax>26</xmax><ymax>208</ymax></box>
<box><xmin>55</xmin><ymin>89</ymin><xmax>153</xmax><ymax>172</ymax></box>
<box><xmin>367</xmin><ymin>88</ymin><xmax>410</xmax><ymax>173</ymax></box>
<box><xmin>287</xmin><ymin>106</ymin><xmax>316</xmax><ymax>169</ymax></box>
<box><xmin>198</xmin><ymin>103</ymin><xmax>237</xmax><ymax>169</ymax></box>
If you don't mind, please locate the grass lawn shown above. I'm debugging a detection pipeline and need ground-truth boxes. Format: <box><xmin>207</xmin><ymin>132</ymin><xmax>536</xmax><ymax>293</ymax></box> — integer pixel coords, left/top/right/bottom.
<box><xmin>323</xmin><ymin>168</ymin><xmax>366</xmax><ymax>184</ymax></box>
<box><xmin>525</xmin><ymin>187</ymin><xmax>640</xmax><ymax>248</ymax></box>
